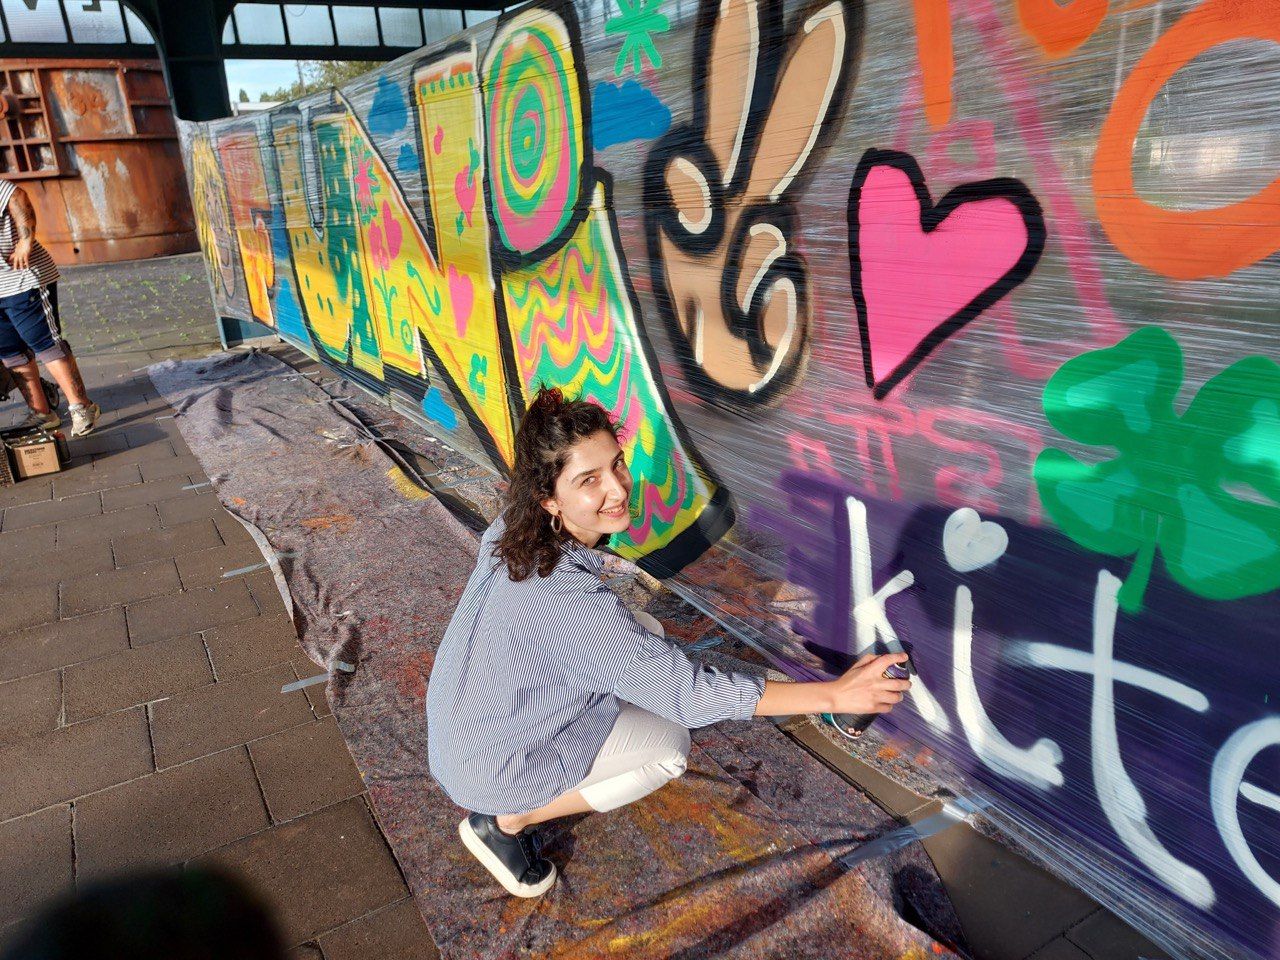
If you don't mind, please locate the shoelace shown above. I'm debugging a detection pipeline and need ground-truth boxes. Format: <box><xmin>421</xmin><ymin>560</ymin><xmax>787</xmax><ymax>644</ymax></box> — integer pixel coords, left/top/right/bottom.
<box><xmin>517</xmin><ymin>830</ymin><xmax>544</xmax><ymax>881</ymax></box>
<box><xmin>518</xmin><ymin>829</ymin><xmax>543</xmax><ymax>861</ymax></box>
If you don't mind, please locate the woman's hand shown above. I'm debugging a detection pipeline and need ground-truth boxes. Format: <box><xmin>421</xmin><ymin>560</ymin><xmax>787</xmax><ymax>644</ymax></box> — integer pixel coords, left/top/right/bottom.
<box><xmin>753</xmin><ymin>651</ymin><xmax>912</xmax><ymax>718</ymax></box>
<box><xmin>827</xmin><ymin>652</ymin><xmax>912</xmax><ymax>716</ymax></box>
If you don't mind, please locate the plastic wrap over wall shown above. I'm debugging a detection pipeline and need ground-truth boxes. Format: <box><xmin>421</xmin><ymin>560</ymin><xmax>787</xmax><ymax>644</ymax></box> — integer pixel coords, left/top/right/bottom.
<box><xmin>182</xmin><ymin>2</ymin><xmax>1280</xmax><ymax>957</ymax></box>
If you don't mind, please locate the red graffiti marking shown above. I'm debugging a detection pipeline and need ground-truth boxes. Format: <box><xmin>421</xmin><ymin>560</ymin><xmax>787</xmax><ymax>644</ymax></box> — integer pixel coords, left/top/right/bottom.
<box><xmin>952</xmin><ymin>0</ymin><xmax>1125</xmax><ymax>374</ymax></box>
<box><xmin>787</xmin><ymin>394</ymin><xmax>1043</xmax><ymax>522</ymax></box>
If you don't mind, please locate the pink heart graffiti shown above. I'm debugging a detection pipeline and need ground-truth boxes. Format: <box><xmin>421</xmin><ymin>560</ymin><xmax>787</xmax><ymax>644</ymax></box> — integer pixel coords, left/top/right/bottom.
<box><xmin>448</xmin><ymin>264</ymin><xmax>474</xmax><ymax>337</ymax></box>
<box><xmin>370</xmin><ymin>223</ymin><xmax>389</xmax><ymax>270</ymax></box>
<box><xmin>380</xmin><ymin>200</ymin><xmax>403</xmax><ymax>260</ymax></box>
<box><xmin>454</xmin><ymin>168</ymin><xmax>476</xmax><ymax>229</ymax></box>
<box><xmin>848</xmin><ymin>149</ymin><xmax>1045</xmax><ymax>398</ymax></box>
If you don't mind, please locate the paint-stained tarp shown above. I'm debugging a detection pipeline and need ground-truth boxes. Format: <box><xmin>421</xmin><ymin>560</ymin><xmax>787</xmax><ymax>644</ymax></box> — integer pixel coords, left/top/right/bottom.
<box><xmin>149</xmin><ymin>350</ymin><xmax>962</xmax><ymax>959</ymax></box>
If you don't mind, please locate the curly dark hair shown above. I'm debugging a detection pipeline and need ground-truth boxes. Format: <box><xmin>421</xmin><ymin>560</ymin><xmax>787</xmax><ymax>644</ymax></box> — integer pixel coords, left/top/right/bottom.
<box><xmin>494</xmin><ymin>386</ymin><xmax>619</xmax><ymax>581</ymax></box>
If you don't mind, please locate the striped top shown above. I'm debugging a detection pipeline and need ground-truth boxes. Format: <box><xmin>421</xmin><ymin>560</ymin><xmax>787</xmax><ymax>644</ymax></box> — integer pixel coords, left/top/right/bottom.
<box><xmin>0</xmin><ymin>179</ymin><xmax>58</xmax><ymax>297</ymax></box>
<box><xmin>426</xmin><ymin>516</ymin><xmax>765</xmax><ymax>815</ymax></box>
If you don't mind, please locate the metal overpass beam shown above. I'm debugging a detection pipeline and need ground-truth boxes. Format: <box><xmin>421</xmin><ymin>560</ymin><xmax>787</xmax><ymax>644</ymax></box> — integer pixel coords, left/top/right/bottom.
<box><xmin>130</xmin><ymin>0</ymin><xmax>234</xmax><ymax>122</ymax></box>
<box><xmin>0</xmin><ymin>0</ymin><xmax>510</xmax><ymax>123</ymax></box>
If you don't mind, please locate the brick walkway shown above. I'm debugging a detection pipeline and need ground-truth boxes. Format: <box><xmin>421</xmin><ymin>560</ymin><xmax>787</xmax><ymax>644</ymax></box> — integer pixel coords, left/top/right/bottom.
<box><xmin>0</xmin><ymin>255</ymin><xmax>438</xmax><ymax>959</ymax></box>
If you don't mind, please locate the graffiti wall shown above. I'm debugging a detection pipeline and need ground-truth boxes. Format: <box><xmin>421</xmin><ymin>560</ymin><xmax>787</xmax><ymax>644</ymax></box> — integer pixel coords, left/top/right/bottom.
<box><xmin>184</xmin><ymin>1</ymin><xmax>1280</xmax><ymax>956</ymax></box>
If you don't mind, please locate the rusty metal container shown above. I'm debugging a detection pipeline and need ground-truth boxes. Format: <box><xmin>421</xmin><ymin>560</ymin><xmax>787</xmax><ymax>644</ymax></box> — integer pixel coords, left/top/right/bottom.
<box><xmin>0</xmin><ymin>59</ymin><xmax>197</xmax><ymax>264</ymax></box>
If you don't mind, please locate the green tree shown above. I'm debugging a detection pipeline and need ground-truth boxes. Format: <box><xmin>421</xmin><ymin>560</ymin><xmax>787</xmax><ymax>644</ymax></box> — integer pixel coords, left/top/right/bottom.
<box><xmin>256</xmin><ymin>60</ymin><xmax>386</xmax><ymax>102</ymax></box>
<box><xmin>237</xmin><ymin>88</ymin><xmax>249</xmax><ymax>103</ymax></box>
<box><xmin>305</xmin><ymin>60</ymin><xmax>384</xmax><ymax>88</ymax></box>
<box><xmin>1034</xmin><ymin>327</ymin><xmax>1280</xmax><ymax>613</ymax></box>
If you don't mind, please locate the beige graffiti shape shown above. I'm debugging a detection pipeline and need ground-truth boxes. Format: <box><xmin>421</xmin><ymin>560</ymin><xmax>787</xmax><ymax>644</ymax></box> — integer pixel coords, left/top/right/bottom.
<box><xmin>654</xmin><ymin>0</ymin><xmax>854</xmax><ymax>398</ymax></box>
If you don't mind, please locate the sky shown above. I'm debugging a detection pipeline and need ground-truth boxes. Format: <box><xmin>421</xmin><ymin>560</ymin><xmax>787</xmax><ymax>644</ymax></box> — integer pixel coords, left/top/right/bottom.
<box><xmin>224</xmin><ymin>59</ymin><xmax>305</xmax><ymax>102</ymax></box>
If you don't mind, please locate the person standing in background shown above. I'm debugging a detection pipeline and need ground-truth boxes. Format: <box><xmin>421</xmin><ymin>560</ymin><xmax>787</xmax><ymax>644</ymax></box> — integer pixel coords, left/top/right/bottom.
<box><xmin>0</xmin><ymin>178</ymin><xmax>99</xmax><ymax>436</ymax></box>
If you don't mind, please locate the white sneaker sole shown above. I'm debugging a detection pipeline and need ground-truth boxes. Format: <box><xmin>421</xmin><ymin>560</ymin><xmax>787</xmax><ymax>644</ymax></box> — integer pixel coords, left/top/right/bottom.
<box><xmin>458</xmin><ymin>818</ymin><xmax>556</xmax><ymax>898</ymax></box>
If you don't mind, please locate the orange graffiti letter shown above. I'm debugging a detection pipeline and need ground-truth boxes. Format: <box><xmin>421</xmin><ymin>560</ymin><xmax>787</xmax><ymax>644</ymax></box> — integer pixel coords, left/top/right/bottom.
<box><xmin>913</xmin><ymin>0</ymin><xmax>954</xmax><ymax>129</ymax></box>
<box><xmin>1093</xmin><ymin>0</ymin><xmax>1280</xmax><ymax>280</ymax></box>
<box><xmin>218</xmin><ymin>130</ymin><xmax>276</xmax><ymax>325</ymax></box>
<box><xmin>1017</xmin><ymin>0</ymin><xmax>1108</xmax><ymax>59</ymax></box>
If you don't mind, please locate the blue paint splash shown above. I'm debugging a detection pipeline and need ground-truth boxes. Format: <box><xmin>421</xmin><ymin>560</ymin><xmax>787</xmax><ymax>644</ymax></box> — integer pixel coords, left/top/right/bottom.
<box><xmin>422</xmin><ymin>387</ymin><xmax>459</xmax><ymax>429</ymax></box>
<box><xmin>265</xmin><ymin>178</ymin><xmax>314</xmax><ymax>353</ymax></box>
<box><xmin>591</xmin><ymin>80</ymin><xmax>671</xmax><ymax>150</ymax></box>
<box><xmin>686</xmin><ymin>634</ymin><xmax>725</xmax><ymax>653</ymax></box>
<box><xmin>369</xmin><ymin>75</ymin><xmax>408</xmax><ymax>137</ymax></box>
<box><xmin>397</xmin><ymin>143</ymin><xmax>420</xmax><ymax>175</ymax></box>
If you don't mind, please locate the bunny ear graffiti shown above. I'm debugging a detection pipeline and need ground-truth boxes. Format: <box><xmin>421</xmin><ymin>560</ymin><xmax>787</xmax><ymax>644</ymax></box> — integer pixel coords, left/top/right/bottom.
<box><xmin>644</xmin><ymin>0</ymin><xmax>865</xmax><ymax>406</ymax></box>
<box><xmin>646</xmin><ymin>1</ymin><xmax>1048</xmax><ymax>408</ymax></box>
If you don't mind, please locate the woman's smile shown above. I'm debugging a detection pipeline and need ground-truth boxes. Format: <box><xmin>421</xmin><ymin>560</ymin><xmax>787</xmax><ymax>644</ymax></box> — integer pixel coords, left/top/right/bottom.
<box><xmin>544</xmin><ymin>429</ymin><xmax>635</xmax><ymax>546</ymax></box>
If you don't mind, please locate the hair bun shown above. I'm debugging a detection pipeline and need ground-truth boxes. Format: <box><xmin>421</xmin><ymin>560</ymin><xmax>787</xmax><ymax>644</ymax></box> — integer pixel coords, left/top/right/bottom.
<box><xmin>532</xmin><ymin>386</ymin><xmax>563</xmax><ymax>412</ymax></box>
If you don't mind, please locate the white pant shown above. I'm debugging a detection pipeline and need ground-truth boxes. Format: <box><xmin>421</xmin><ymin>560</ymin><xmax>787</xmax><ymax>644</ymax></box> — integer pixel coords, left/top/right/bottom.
<box><xmin>573</xmin><ymin>611</ymin><xmax>692</xmax><ymax>812</ymax></box>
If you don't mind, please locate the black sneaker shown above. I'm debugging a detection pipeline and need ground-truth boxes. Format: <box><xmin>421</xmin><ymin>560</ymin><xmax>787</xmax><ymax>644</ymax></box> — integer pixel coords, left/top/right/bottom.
<box><xmin>458</xmin><ymin>813</ymin><xmax>556</xmax><ymax>897</ymax></box>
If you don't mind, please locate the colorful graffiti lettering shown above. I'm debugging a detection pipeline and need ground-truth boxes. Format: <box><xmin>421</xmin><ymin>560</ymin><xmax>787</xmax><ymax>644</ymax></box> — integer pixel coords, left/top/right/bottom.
<box><xmin>484</xmin><ymin>12</ymin><xmax>586</xmax><ymax>261</ymax></box>
<box><xmin>411</xmin><ymin>48</ymin><xmax>513</xmax><ymax>462</ymax></box>
<box><xmin>218</xmin><ymin>129</ymin><xmax>276</xmax><ymax>327</ymax></box>
<box><xmin>189</xmin><ymin>133</ymin><xmax>237</xmax><ymax>303</ymax></box>
<box><xmin>501</xmin><ymin>178</ymin><xmax>725</xmax><ymax>564</ymax></box>
<box><xmin>272</xmin><ymin>110</ymin><xmax>362</xmax><ymax>366</ymax></box>
<box><xmin>194</xmin><ymin>7</ymin><xmax>730</xmax><ymax>576</ymax></box>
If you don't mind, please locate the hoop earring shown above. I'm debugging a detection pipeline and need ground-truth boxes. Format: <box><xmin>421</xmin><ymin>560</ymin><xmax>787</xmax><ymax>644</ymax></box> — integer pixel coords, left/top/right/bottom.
<box><xmin>550</xmin><ymin>514</ymin><xmax>563</xmax><ymax>535</ymax></box>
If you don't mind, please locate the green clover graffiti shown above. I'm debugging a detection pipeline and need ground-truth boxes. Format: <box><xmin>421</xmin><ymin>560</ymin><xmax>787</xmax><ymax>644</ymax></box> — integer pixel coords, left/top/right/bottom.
<box><xmin>1034</xmin><ymin>326</ymin><xmax>1280</xmax><ymax>613</ymax></box>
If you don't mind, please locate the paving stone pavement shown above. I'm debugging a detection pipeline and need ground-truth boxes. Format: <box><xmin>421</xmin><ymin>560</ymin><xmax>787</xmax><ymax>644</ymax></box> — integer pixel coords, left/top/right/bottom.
<box><xmin>0</xmin><ymin>254</ymin><xmax>439</xmax><ymax>958</ymax></box>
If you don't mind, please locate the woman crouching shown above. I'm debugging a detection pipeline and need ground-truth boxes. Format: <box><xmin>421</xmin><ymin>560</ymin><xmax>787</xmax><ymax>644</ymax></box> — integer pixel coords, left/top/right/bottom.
<box><xmin>426</xmin><ymin>387</ymin><xmax>909</xmax><ymax>896</ymax></box>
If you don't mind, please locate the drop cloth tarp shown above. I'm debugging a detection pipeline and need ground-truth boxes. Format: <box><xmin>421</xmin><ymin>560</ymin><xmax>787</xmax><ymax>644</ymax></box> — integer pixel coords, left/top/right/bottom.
<box><xmin>150</xmin><ymin>350</ymin><xmax>960</xmax><ymax>959</ymax></box>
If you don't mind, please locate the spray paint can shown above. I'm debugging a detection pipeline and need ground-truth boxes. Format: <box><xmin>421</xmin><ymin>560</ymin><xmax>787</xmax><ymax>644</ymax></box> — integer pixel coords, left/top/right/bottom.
<box><xmin>824</xmin><ymin>645</ymin><xmax>914</xmax><ymax>740</ymax></box>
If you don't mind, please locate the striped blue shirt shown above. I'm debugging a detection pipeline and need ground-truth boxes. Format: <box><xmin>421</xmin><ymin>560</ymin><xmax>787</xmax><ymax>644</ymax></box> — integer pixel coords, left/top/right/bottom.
<box><xmin>426</xmin><ymin>516</ymin><xmax>766</xmax><ymax>815</ymax></box>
